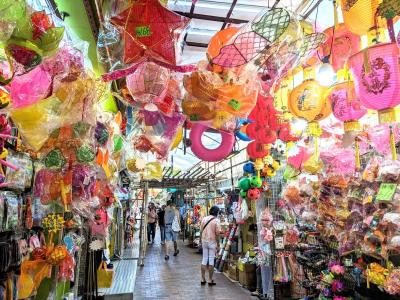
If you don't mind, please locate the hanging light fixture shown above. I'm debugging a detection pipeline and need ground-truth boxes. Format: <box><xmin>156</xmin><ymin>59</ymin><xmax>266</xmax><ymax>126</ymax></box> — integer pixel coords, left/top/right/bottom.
<box><xmin>317</xmin><ymin>56</ymin><xmax>337</xmax><ymax>87</ymax></box>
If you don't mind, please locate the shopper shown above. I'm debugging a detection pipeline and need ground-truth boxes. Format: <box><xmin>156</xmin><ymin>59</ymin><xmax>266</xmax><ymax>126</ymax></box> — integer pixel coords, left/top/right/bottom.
<box><xmin>158</xmin><ymin>205</ymin><xmax>166</xmax><ymax>245</ymax></box>
<box><xmin>179</xmin><ymin>200</ymin><xmax>190</xmax><ymax>231</ymax></box>
<box><xmin>200</xmin><ymin>205</ymin><xmax>221</xmax><ymax>286</ymax></box>
<box><xmin>164</xmin><ymin>200</ymin><xmax>180</xmax><ymax>260</ymax></box>
<box><xmin>147</xmin><ymin>203</ymin><xmax>157</xmax><ymax>244</ymax></box>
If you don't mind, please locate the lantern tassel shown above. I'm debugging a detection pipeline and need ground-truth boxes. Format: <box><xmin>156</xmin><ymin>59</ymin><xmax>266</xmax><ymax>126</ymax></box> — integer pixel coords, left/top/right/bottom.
<box><xmin>390</xmin><ymin>125</ymin><xmax>397</xmax><ymax>161</ymax></box>
<box><xmin>314</xmin><ymin>136</ymin><xmax>319</xmax><ymax>160</ymax></box>
<box><xmin>355</xmin><ymin>137</ymin><xmax>361</xmax><ymax>171</ymax></box>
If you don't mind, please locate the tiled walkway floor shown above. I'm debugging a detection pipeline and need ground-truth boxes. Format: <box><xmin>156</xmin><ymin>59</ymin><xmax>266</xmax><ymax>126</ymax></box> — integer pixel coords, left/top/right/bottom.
<box><xmin>134</xmin><ymin>229</ymin><xmax>256</xmax><ymax>300</ymax></box>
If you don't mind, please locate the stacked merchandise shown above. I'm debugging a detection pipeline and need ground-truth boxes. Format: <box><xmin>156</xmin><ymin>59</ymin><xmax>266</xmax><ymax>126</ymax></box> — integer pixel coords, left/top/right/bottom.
<box><xmin>0</xmin><ymin>1</ymin><xmax>125</xmax><ymax>298</ymax></box>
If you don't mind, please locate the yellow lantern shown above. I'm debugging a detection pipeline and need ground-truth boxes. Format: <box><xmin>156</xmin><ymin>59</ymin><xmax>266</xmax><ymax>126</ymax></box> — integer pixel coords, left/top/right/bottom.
<box><xmin>288</xmin><ymin>79</ymin><xmax>331</xmax><ymax>123</ymax></box>
<box><xmin>340</xmin><ymin>0</ymin><xmax>381</xmax><ymax>36</ymax></box>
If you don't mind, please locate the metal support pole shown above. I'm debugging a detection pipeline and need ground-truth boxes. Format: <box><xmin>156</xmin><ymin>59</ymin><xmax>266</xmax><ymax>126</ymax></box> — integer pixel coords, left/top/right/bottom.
<box><xmin>139</xmin><ymin>182</ymin><xmax>149</xmax><ymax>267</ymax></box>
<box><xmin>230</xmin><ymin>158</ymin><xmax>234</xmax><ymax>190</ymax></box>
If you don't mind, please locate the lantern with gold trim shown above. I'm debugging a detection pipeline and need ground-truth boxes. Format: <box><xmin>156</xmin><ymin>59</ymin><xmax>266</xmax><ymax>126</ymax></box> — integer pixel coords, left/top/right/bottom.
<box><xmin>326</xmin><ymin>80</ymin><xmax>367</xmax><ymax>132</ymax></box>
<box><xmin>348</xmin><ymin>42</ymin><xmax>400</xmax><ymax>124</ymax></box>
<box><xmin>288</xmin><ymin>79</ymin><xmax>331</xmax><ymax>174</ymax></box>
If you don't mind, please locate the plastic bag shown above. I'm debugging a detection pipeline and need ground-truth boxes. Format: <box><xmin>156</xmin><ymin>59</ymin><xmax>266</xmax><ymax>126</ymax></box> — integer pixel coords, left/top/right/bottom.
<box><xmin>5</xmin><ymin>150</ymin><xmax>33</xmax><ymax>190</ymax></box>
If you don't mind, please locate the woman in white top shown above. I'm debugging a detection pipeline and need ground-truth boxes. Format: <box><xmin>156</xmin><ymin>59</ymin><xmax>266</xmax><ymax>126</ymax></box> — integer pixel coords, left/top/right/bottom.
<box><xmin>200</xmin><ymin>206</ymin><xmax>221</xmax><ymax>286</ymax></box>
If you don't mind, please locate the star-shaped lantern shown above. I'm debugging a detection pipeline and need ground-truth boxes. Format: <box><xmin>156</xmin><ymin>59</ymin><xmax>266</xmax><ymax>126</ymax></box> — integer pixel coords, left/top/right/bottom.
<box><xmin>110</xmin><ymin>0</ymin><xmax>190</xmax><ymax>65</ymax></box>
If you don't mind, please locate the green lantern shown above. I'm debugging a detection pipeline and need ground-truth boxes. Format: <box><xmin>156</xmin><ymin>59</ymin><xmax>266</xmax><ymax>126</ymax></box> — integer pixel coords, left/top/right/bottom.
<box><xmin>240</xmin><ymin>190</ymin><xmax>247</xmax><ymax>198</ymax></box>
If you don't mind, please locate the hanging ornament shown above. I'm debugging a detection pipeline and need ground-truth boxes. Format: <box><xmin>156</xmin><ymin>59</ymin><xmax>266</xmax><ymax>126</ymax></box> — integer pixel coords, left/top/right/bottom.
<box><xmin>348</xmin><ymin>42</ymin><xmax>400</xmax><ymax>123</ymax></box>
<box><xmin>320</xmin><ymin>23</ymin><xmax>361</xmax><ymax>72</ymax></box>
<box><xmin>288</xmin><ymin>79</ymin><xmax>331</xmax><ymax>123</ymax></box>
<box><xmin>340</xmin><ymin>0</ymin><xmax>381</xmax><ymax>36</ymax></box>
<box><xmin>326</xmin><ymin>80</ymin><xmax>367</xmax><ymax>131</ymax></box>
<box><xmin>110</xmin><ymin>0</ymin><xmax>190</xmax><ymax>65</ymax></box>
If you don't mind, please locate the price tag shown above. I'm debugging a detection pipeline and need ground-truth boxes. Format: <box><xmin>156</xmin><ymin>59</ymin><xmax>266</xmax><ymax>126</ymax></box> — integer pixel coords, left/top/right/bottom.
<box><xmin>274</xmin><ymin>236</ymin><xmax>284</xmax><ymax>250</ymax></box>
<box><xmin>135</xmin><ymin>26</ymin><xmax>151</xmax><ymax>37</ymax></box>
<box><xmin>376</xmin><ymin>183</ymin><xmax>397</xmax><ymax>201</ymax></box>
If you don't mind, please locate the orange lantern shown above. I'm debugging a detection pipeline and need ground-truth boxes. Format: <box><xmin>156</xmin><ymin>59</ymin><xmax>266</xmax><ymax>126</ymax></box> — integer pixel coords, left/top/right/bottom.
<box><xmin>207</xmin><ymin>27</ymin><xmax>239</xmax><ymax>61</ymax></box>
<box><xmin>288</xmin><ymin>80</ymin><xmax>331</xmax><ymax>123</ymax></box>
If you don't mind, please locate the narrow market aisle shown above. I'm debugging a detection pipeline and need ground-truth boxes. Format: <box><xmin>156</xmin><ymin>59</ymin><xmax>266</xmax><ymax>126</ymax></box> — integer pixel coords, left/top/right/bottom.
<box><xmin>134</xmin><ymin>230</ymin><xmax>255</xmax><ymax>300</ymax></box>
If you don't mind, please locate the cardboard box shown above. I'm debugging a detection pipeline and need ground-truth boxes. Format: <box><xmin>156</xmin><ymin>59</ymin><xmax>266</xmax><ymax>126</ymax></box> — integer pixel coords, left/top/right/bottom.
<box><xmin>239</xmin><ymin>268</ymin><xmax>256</xmax><ymax>290</ymax></box>
<box><xmin>228</xmin><ymin>263</ymin><xmax>239</xmax><ymax>281</ymax></box>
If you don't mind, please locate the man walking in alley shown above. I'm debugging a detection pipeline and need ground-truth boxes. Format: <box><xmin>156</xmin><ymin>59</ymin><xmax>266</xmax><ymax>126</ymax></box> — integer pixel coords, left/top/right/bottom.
<box><xmin>164</xmin><ymin>200</ymin><xmax>180</xmax><ymax>260</ymax></box>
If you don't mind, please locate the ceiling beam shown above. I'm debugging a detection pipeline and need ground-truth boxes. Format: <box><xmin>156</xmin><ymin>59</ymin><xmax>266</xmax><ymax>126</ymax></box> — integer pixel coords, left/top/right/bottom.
<box><xmin>221</xmin><ymin>0</ymin><xmax>238</xmax><ymax>30</ymax></box>
<box><xmin>302</xmin><ymin>0</ymin><xmax>323</xmax><ymax>19</ymax></box>
<box><xmin>185</xmin><ymin>41</ymin><xmax>209</xmax><ymax>48</ymax></box>
<box><xmin>174</xmin><ymin>11</ymin><xmax>248</xmax><ymax>24</ymax></box>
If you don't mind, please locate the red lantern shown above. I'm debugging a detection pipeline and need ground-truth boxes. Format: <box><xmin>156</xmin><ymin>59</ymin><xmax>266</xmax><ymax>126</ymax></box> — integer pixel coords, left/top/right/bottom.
<box><xmin>110</xmin><ymin>0</ymin><xmax>190</xmax><ymax>65</ymax></box>
<box><xmin>348</xmin><ymin>43</ymin><xmax>400</xmax><ymax>123</ymax></box>
<box><xmin>247</xmin><ymin>141</ymin><xmax>269</xmax><ymax>159</ymax></box>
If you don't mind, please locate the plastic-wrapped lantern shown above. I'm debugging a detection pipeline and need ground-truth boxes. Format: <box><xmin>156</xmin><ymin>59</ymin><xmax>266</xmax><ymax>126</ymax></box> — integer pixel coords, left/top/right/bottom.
<box><xmin>326</xmin><ymin>81</ymin><xmax>367</xmax><ymax>131</ymax></box>
<box><xmin>348</xmin><ymin>43</ymin><xmax>400</xmax><ymax>123</ymax></box>
<box><xmin>320</xmin><ymin>24</ymin><xmax>361</xmax><ymax>72</ymax></box>
<box><xmin>288</xmin><ymin>79</ymin><xmax>331</xmax><ymax>123</ymax></box>
<box><xmin>340</xmin><ymin>0</ymin><xmax>380</xmax><ymax>36</ymax></box>
<box><xmin>126</xmin><ymin>62</ymin><xmax>170</xmax><ymax>104</ymax></box>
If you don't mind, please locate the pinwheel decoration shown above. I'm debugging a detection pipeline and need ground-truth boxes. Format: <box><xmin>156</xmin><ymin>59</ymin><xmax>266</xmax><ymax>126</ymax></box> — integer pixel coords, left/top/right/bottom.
<box><xmin>110</xmin><ymin>0</ymin><xmax>190</xmax><ymax>65</ymax></box>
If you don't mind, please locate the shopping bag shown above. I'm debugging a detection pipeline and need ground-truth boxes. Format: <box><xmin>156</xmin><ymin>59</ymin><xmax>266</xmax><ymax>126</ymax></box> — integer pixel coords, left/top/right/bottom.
<box><xmin>97</xmin><ymin>261</ymin><xmax>114</xmax><ymax>288</ymax></box>
<box><xmin>172</xmin><ymin>215</ymin><xmax>180</xmax><ymax>232</ymax></box>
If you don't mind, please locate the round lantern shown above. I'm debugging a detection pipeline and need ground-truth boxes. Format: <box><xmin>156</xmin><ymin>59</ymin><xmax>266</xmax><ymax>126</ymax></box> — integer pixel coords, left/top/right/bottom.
<box><xmin>348</xmin><ymin>43</ymin><xmax>400</xmax><ymax>123</ymax></box>
<box><xmin>288</xmin><ymin>79</ymin><xmax>331</xmax><ymax>123</ymax></box>
<box><xmin>126</xmin><ymin>62</ymin><xmax>170</xmax><ymax>104</ymax></box>
<box><xmin>326</xmin><ymin>81</ymin><xmax>367</xmax><ymax>131</ymax></box>
<box><xmin>247</xmin><ymin>141</ymin><xmax>269</xmax><ymax>159</ymax></box>
<box><xmin>340</xmin><ymin>0</ymin><xmax>380</xmax><ymax>36</ymax></box>
<box><xmin>320</xmin><ymin>23</ymin><xmax>361</xmax><ymax>71</ymax></box>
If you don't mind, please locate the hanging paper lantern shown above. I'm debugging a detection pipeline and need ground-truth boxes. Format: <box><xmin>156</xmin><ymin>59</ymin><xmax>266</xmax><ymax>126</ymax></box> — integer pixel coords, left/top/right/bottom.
<box><xmin>126</xmin><ymin>62</ymin><xmax>170</xmax><ymax>104</ymax></box>
<box><xmin>110</xmin><ymin>0</ymin><xmax>190</xmax><ymax>65</ymax></box>
<box><xmin>247</xmin><ymin>141</ymin><xmax>269</xmax><ymax>159</ymax></box>
<box><xmin>348</xmin><ymin>43</ymin><xmax>400</xmax><ymax>123</ymax></box>
<box><xmin>340</xmin><ymin>0</ymin><xmax>380</xmax><ymax>36</ymax></box>
<box><xmin>320</xmin><ymin>23</ymin><xmax>361</xmax><ymax>71</ymax></box>
<box><xmin>288</xmin><ymin>80</ymin><xmax>331</xmax><ymax>122</ymax></box>
<box><xmin>326</xmin><ymin>81</ymin><xmax>367</xmax><ymax>131</ymax></box>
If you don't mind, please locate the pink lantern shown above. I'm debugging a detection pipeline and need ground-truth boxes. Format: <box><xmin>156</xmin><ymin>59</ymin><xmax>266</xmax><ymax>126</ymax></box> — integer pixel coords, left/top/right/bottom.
<box><xmin>326</xmin><ymin>81</ymin><xmax>367</xmax><ymax>131</ymax></box>
<box><xmin>348</xmin><ymin>43</ymin><xmax>400</xmax><ymax>123</ymax></box>
<box><xmin>126</xmin><ymin>62</ymin><xmax>170</xmax><ymax>104</ymax></box>
<box><xmin>320</xmin><ymin>24</ymin><xmax>361</xmax><ymax>71</ymax></box>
